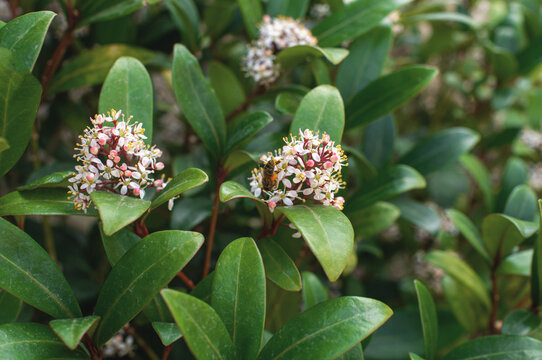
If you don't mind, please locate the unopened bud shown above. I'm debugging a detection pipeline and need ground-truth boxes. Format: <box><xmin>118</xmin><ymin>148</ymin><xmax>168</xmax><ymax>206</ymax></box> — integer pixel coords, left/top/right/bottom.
<box><xmin>324</xmin><ymin>161</ymin><xmax>333</xmax><ymax>169</ymax></box>
<box><xmin>306</xmin><ymin>159</ymin><xmax>315</xmax><ymax>167</ymax></box>
<box><xmin>155</xmin><ymin>162</ymin><xmax>164</xmax><ymax>171</ymax></box>
<box><xmin>133</xmin><ymin>187</ymin><xmax>140</xmax><ymax>196</ymax></box>
<box><xmin>114</xmin><ymin>156</ymin><xmax>121</xmax><ymax>163</ymax></box>
<box><xmin>86</xmin><ymin>173</ymin><xmax>94</xmax><ymax>181</ymax></box>
<box><xmin>90</xmin><ymin>146</ymin><xmax>99</xmax><ymax>155</ymax></box>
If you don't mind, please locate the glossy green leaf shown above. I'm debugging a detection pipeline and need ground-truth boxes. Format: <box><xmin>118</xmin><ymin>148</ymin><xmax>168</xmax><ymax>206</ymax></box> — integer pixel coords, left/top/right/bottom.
<box><xmin>392</xmin><ymin>198</ymin><xmax>440</xmax><ymax>234</ymax></box>
<box><xmin>442</xmin><ymin>335</ymin><xmax>542</xmax><ymax>359</ymax></box>
<box><xmin>0</xmin><ymin>138</ymin><xmax>8</xmax><ymax>154</ymax></box>
<box><xmin>348</xmin><ymin>165</ymin><xmax>426</xmax><ymax>211</ymax></box>
<box><xmin>225</xmin><ymin>112</ymin><xmax>273</xmax><ymax>154</ymax></box>
<box><xmin>532</xmin><ymin>200</ymin><xmax>542</xmax><ymax>308</ymax></box>
<box><xmin>259</xmin><ymin>296</ymin><xmax>393</xmax><ymax>360</ymax></box>
<box><xmin>237</xmin><ymin>0</ymin><xmax>263</xmax><ymax>39</ymax></box>
<box><xmin>461</xmin><ymin>154</ymin><xmax>494</xmax><ymax>211</ymax></box>
<box><xmin>50</xmin><ymin>44</ymin><xmax>156</xmax><ymax>93</ymax></box>
<box><xmin>401</xmin><ymin>12</ymin><xmax>476</xmax><ymax>28</ymax></box>
<box><xmin>312</xmin><ymin>0</ymin><xmax>411</xmax><ymax>47</ymax></box>
<box><xmin>497</xmin><ymin>249</ymin><xmax>532</xmax><ymax>276</ymax></box>
<box><xmin>94</xmin><ymin>230</ymin><xmax>204</xmax><ymax>346</ymax></box>
<box><xmin>79</xmin><ymin>0</ymin><xmax>147</xmax><ymax>26</ymax></box>
<box><xmin>446</xmin><ymin>209</ymin><xmax>490</xmax><ymax>264</ymax></box>
<box><xmin>152</xmin><ymin>322</ymin><xmax>183</xmax><ymax>346</ymax></box>
<box><xmin>151</xmin><ymin>168</ymin><xmax>209</xmax><ymax>209</ymax></box>
<box><xmin>0</xmin><ymin>188</ymin><xmax>97</xmax><ymax>217</ymax></box>
<box><xmin>162</xmin><ymin>290</ymin><xmax>237</xmax><ymax>360</ymax></box>
<box><xmin>144</xmin><ymin>295</ymin><xmax>174</xmax><ymax>323</ymax></box>
<box><xmin>91</xmin><ymin>191</ymin><xmax>150</xmax><ymax>236</ymax></box>
<box><xmin>504</xmin><ymin>185</ymin><xmax>537</xmax><ymax>222</ymax></box>
<box><xmin>212</xmin><ymin>237</ymin><xmax>265</xmax><ymax>360</ymax></box>
<box><xmin>442</xmin><ymin>275</ymin><xmax>484</xmax><ymax>333</ymax></box>
<box><xmin>219</xmin><ymin>181</ymin><xmax>272</xmax><ymax>229</ymax></box>
<box><xmin>258</xmin><ymin>238</ymin><xmax>301</xmax><ymax>292</ymax></box>
<box><xmin>191</xmin><ymin>271</ymin><xmax>215</xmax><ymax>305</ymax></box>
<box><xmin>337</xmin><ymin>25</ymin><xmax>392</xmax><ymax>102</ymax></box>
<box><xmin>409</xmin><ymin>353</ymin><xmax>425</xmax><ymax>360</ymax></box>
<box><xmin>99</xmin><ymin>226</ymin><xmax>141</xmax><ymax>266</ymax></box>
<box><xmin>496</xmin><ymin>157</ymin><xmax>528</xmax><ymax>212</ymax></box>
<box><xmin>172</xmin><ymin>44</ymin><xmax>226</xmax><ymax>159</ymax></box>
<box><xmin>0</xmin><ymin>323</ymin><xmax>87</xmax><ymax>359</ymax></box>
<box><xmin>290</xmin><ymin>85</ymin><xmax>345</xmax><ymax>142</ymax></box>
<box><xmin>49</xmin><ymin>316</ymin><xmax>100</xmax><ymax>350</ymax></box>
<box><xmin>98</xmin><ymin>57</ymin><xmax>153</xmax><ymax>144</ymax></box>
<box><xmin>0</xmin><ymin>290</ymin><xmax>22</xmax><ymax>324</ymax></box>
<box><xmin>501</xmin><ymin>309</ymin><xmax>541</xmax><ymax>336</ymax></box>
<box><xmin>414</xmin><ymin>280</ymin><xmax>438</xmax><ymax>360</ymax></box>
<box><xmin>0</xmin><ymin>11</ymin><xmax>55</xmax><ymax>71</ymax></box>
<box><xmin>0</xmin><ymin>49</ymin><xmax>42</xmax><ymax>178</ymax></box>
<box><xmin>276</xmin><ymin>45</ymin><xmax>349</xmax><ymax>67</ymax></box>
<box><xmin>400</xmin><ymin>127</ymin><xmax>480</xmax><ymax>176</ymax></box>
<box><xmin>362</xmin><ymin>115</ymin><xmax>396</xmax><ymax>170</ymax></box>
<box><xmin>279</xmin><ymin>205</ymin><xmax>354</xmax><ymax>282</ymax></box>
<box><xmin>338</xmin><ymin>344</ymin><xmax>364</xmax><ymax>360</ymax></box>
<box><xmin>0</xmin><ymin>218</ymin><xmax>82</xmax><ymax>319</ymax></box>
<box><xmin>209</xmin><ymin>61</ymin><xmax>246</xmax><ymax>115</ymax></box>
<box><xmin>347</xmin><ymin>201</ymin><xmax>400</xmax><ymax>239</ymax></box>
<box><xmin>165</xmin><ymin>0</ymin><xmax>200</xmax><ymax>51</ymax></box>
<box><xmin>302</xmin><ymin>272</ymin><xmax>328</xmax><ymax>309</ymax></box>
<box><xmin>275</xmin><ymin>86</ymin><xmax>308</xmax><ymax>115</ymax></box>
<box><xmin>346</xmin><ymin>66</ymin><xmax>438</xmax><ymax>130</ymax></box>
<box><xmin>424</xmin><ymin>250</ymin><xmax>490</xmax><ymax>309</ymax></box>
<box><xmin>17</xmin><ymin>171</ymin><xmax>73</xmax><ymax>191</ymax></box>
<box><xmin>311</xmin><ymin>58</ymin><xmax>331</xmax><ymax>85</ymax></box>
<box><xmin>267</xmin><ymin>0</ymin><xmax>309</xmax><ymax>18</ymax></box>
<box><xmin>482</xmin><ymin>214</ymin><xmax>537</xmax><ymax>263</ymax></box>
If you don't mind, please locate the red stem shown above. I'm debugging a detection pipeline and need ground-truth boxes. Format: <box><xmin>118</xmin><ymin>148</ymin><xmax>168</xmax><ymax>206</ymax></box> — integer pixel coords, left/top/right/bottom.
<box><xmin>176</xmin><ymin>271</ymin><xmax>195</xmax><ymax>291</ymax></box>
<box><xmin>225</xmin><ymin>85</ymin><xmax>266</xmax><ymax>121</ymax></box>
<box><xmin>82</xmin><ymin>334</ymin><xmax>102</xmax><ymax>360</ymax></box>
<box><xmin>162</xmin><ymin>345</ymin><xmax>173</xmax><ymax>360</ymax></box>
<box><xmin>202</xmin><ymin>168</ymin><xmax>226</xmax><ymax>278</ymax></box>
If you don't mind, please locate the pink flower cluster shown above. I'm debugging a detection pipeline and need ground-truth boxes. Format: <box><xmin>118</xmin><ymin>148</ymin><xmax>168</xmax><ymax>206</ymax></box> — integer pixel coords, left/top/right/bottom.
<box><xmin>249</xmin><ymin>129</ymin><xmax>347</xmax><ymax>212</ymax></box>
<box><xmin>68</xmin><ymin>110</ymin><xmax>169</xmax><ymax>213</ymax></box>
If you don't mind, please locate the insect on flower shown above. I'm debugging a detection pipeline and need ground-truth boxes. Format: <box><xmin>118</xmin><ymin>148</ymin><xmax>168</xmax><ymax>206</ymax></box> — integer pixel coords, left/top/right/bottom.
<box><xmin>261</xmin><ymin>157</ymin><xmax>279</xmax><ymax>192</ymax></box>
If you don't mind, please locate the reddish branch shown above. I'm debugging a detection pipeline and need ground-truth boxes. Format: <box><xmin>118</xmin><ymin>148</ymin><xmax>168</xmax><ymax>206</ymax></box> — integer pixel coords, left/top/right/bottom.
<box><xmin>225</xmin><ymin>85</ymin><xmax>266</xmax><ymax>121</ymax></box>
<box><xmin>82</xmin><ymin>334</ymin><xmax>102</xmax><ymax>360</ymax></box>
<box><xmin>258</xmin><ymin>214</ymin><xmax>285</xmax><ymax>240</ymax></box>
<box><xmin>162</xmin><ymin>345</ymin><xmax>173</xmax><ymax>360</ymax></box>
<box><xmin>176</xmin><ymin>271</ymin><xmax>195</xmax><ymax>290</ymax></box>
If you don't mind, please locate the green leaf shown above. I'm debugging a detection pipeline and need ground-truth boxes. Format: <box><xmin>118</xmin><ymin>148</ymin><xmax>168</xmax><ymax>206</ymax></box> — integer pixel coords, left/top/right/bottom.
<box><xmin>0</xmin><ymin>49</ymin><xmax>42</xmax><ymax>178</ymax></box>
<box><xmin>400</xmin><ymin>127</ymin><xmax>480</xmax><ymax>176</ymax></box>
<box><xmin>533</xmin><ymin>200</ymin><xmax>542</xmax><ymax>308</ymax></box>
<box><xmin>409</xmin><ymin>353</ymin><xmax>425</xmax><ymax>360</ymax></box>
<box><xmin>165</xmin><ymin>0</ymin><xmax>200</xmax><ymax>51</ymax></box>
<box><xmin>78</xmin><ymin>0</ymin><xmax>147</xmax><ymax>26</ymax></box>
<box><xmin>337</xmin><ymin>25</ymin><xmax>392</xmax><ymax>102</ymax></box>
<box><xmin>414</xmin><ymin>280</ymin><xmax>438</xmax><ymax>360</ymax></box>
<box><xmin>172</xmin><ymin>44</ymin><xmax>226</xmax><ymax>159</ymax></box>
<box><xmin>99</xmin><ymin>226</ymin><xmax>141</xmax><ymax>266</ymax></box>
<box><xmin>290</xmin><ymin>85</ymin><xmax>345</xmax><ymax>142</ymax></box>
<box><xmin>191</xmin><ymin>271</ymin><xmax>215</xmax><ymax>305</ymax></box>
<box><xmin>98</xmin><ymin>57</ymin><xmax>153</xmax><ymax>144</ymax></box>
<box><xmin>302</xmin><ymin>272</ymin><xmax>328</xmax><ymax>309</ymax></box>
<box><xmin>312</xmin><ymin>0</ymin><xmax>411</xmax><ymax>47</ymax></box>
<box><xmin>267</xmin><ymin>0</ymin><xmax>309</xmax><ymax>18</ymax></box>
<box><xmin>497</xmin><ymin>249</ymin><xmax>532</xmax><ymax>276</ymax></box>
<box><xmin>0</xmin><ymin>11</ymin><xmax>55</xmax><ymax>71</ymax></box>
<box><xmin>0</xmin><ymin>137</ymin><xmax>8</xmax><ymax>154</ymax></box>
<box><xmin>0</xmin><ymin>188</ymin><xmax>97</xmax><ymax>217</ymax></box>
<box><xmin>504</xmin><ymin>185</ymin><xmax>537</xmax><ymax>222</ymax></box>
<box><xmin>237</xmin><ymin>0</ymin><xmax>263</xmax><ymax>39</ymax></box>
<box><xmin>161</xmin><ymin>290</ymin><xmax>237</xmax><ymax>360</ymax></box>
<box><xmin>259</xmin><ymin>296</ymin><xmax>393</xmax><ymax>360</ymax></box>
<box><xmin>482</xmin><ymin>214</ymin><xmax>537</xmax><ymax>263</ymax></box>
<box><xmin>0</xmin><ymin>290</ymin><xmax>22</xmax><ymax>324</ymax></box>
<box><xmin>219</xmin><ymin>181</ymin><xmax>272</xmax><ymax>229</ymax></box>
<box><xmin>94</xmin><ymin>231</ymin><xmax>203</xmax><ymax>346</ymax></box>
<box><xmin>209</xmin><ymin>61</ymin><xmax>246</xmax><ymax>115</ymax></box>
<box><xmin>338</xmin><ymin>344</ymin><xmax>364</xmax><ymax>360</ymax></box>
<box><xmin>212</xmin><ymin>237</ymin><xmax>265</xmax><ymax>360</ymax></box>
<box><xmin>276</xmin><ymin>45</ymin><xmax>349</xmax><ymax>67</ymax></box>
<box><xmin>446</xmin><ymin>209</ymin><xmax>490</xmax><ymax>264</ymax></box>
<box><xmin>424</xmin><ymin>250</ymin><xmax>491</xmax><ymax>309</ymax></box>
<box><xmin>278</xmin><ymin>205</ymin><xmax>354</xmax><ymax>282</ymax></box>
<box><xmin>401</xmin><ymin>12</ymin><xmax>476</xmax><ymax>28</ymax></box>
<box><xmin>501</xmin><ymin>309</ymin><xmax>541</xmax><ymax>336</ymax></box>
<box><xmin>442</xmin><ymin>276</ymin><xmax>485</xmax><ymax>333</ymax></box>
<box><xmin>346</xmin><ymin>201</ymin><xmax>400</xmax><ymax>239</ymax></box>
<box><xmin>50</xmin><ymin>44</ymin><xmax>156</xmax><ymax>93</ymax></box>
<box><xmin>152</xmin><ymin>322</ymin><xmax>183</xmax><ymax>346</ymax></box>
<box><xmin>346</xmin><ymin>66</ymin><xmax>437</xmax><ymax>130</ymax></box>
<box><xmin>275</xmin><ymin>87</ymin><xmax>308</xmax><ymax>115</ymax></box>
<box><xmin>496</xmin><ymin>157</ymin><xmax>528</xmax><ymax>212</ymax></box>
<box><xmin>91</xmin><ymin>191</ymin><xmax>150</xmax><ymax>236</ymax></box>
<box><xmin>144</xmin><ymin>295</ymin><xmax>174</xmax><ymax>323</ymax></box>
<box><xmin>225</xmin><ymin>112</ymin><xmax>273</xmax><ymax>154</ymax></box>
<box><xmin>0</xmin><ymin>323</ymin><xmax>87</xmax><ymax>359</ymax></box>
<box><xmin>17</xmin><ymin>171</ymin><xmax>73</xmax><ymax>191</ymax></box>
<box><xmin>0</xmin><ymin>218</ymin><xmax>82</xmax><ymax>319</ymax></box>
<box><xmin>362</xmin><ymin>114</ymin><xmax>395</xmax><ymax>170</ymax></box>
<box><xmin>348</xmin><ymin>165</ymin><xmax>426</xmax><ymax>211</ymax></box>
<box><xmin>442</xmin><ymin>335</ymin><xmax>542</xmax><ymax>359</ymax></box>
<box><xmin>310</xmin><ymin>58</ymin><xmax>331</xmax><ymax>85</ymax></box>
<box><xmin>460</xmin><ymin>154</ymin><xmax>494</xmax><ymax>211</ymax></box>
<box><xmin>49</xmin><ymin>316</ymin><xmax>100</xmax><ymax>350</ymax></box>
<box><xmin>151</xmin><ymin>168</ymin><xmax>209</xmax><ymax>209</ymax></box>
<box><xmin>258</xmin><ymin>238</ymin><xmax>301</xmax><ymax>292</ymax></box>
<box><xmin>392</xmin><ymin>198</ymin><xmax>440</xmax><ymax>234</ymax></box>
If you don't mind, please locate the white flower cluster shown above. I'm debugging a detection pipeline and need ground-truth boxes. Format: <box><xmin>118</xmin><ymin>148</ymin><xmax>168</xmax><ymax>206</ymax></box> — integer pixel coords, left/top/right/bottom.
<box><xmin>103</xmin><ymin>327</ymin><xmax>136</xmax><ymax>358</ymax></box>
<box><xmin>249</xmin><ymin>129</ymin><xmax>347</xmax><ymax>212</ymax></box>
<box><xmin>243</xmin><ymin>15</ymin><xmax>317</xmax><ymax>86</ymax></box>
<box><xmin>68</xmin><ymin>109</ymin><xmax>169</xmax><ymax>213</ymax></box>
<box><xmin>520</xmin><ymin>128</ymin><xmax>542</xmax><ymax>150</ymax></box>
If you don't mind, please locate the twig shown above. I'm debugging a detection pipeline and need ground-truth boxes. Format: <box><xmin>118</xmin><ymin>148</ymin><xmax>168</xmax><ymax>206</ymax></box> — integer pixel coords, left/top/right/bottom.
<box><xmin>258</xmin><ymin>214</ymin><xmax>285</xmax><ymax>239</ymax></box>
<box><xmin>488</xmin><ymin>270</ymin><xmax>499</xmax><ymax>334</ymax></box>
<box><xmin>82</xmin><ymin>334</ymin><xmax>101</xmax><ymax>360</ymax></box>
<box><xmin>162</xmin><ymin>344</ymin><xmax>173</xmax><ymax>360</ymax></box>
<box><xmin>6</xmin><ymin>0</ymin><xmax>17</xmax><ymax>18</ymax></box>
<box><xmin>225</xmin><ymin>85</ymin><xmax>266</xmax><ymax>122</ymax></box>
<box><xmin>202</xmin><ymin>167</ymin><xmax>226</xmax><ymax>278</ymax></box>
<box><xmin>176</xmin><ymin>271</ymin><xmax>195</xmax><ymax>290</ymax></box>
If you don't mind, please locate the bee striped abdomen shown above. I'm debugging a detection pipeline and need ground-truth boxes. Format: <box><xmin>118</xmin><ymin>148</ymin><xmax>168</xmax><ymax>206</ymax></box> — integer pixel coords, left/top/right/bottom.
<box><xmin>262</xmin><ymin>158</ymin><xmax>279</xmax><ymax>191</ymax></box>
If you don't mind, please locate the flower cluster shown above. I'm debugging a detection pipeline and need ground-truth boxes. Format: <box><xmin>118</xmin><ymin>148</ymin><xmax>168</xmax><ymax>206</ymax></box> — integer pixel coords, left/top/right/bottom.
<box><xmin>68</xmin><ymin>109</ymin><xmax>169</xmax><ymax>213</ymax></box>
<box><xmin>520</xmin><ymin>127</ymin><xmax>542</xmax><ymax>150</ymax></box>
<box><xmin>243</xmin><ymin>15</ymin><xmax>317</xmax><ymax>86</ymax></box>
<box><xmin>249</xmin><ymin>129</ymin><xmax>347</xmax><ymax>212</ymax></box>
<box><xmin>103</xmin><ymin>326</ymin><xmax>136</xmax><ymax>358</ymax></box>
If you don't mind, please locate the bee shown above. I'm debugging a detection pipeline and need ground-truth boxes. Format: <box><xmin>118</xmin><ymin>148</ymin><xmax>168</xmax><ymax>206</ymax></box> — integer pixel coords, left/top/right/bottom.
<box><xmin>261</xmin><ymin>158</ymin><xmax>279</xmax><ymax>191</ymax></box>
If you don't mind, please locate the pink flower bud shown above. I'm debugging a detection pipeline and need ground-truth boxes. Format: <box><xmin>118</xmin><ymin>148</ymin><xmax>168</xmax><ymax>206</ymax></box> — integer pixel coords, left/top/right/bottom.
<box><xmin>268</xmin><ymin>201</ymin><xmax>277</xmax><ymax>209</ymax></box>
<box><xmin>133</xmin><ymin>187</ymin><xmax>140</xmax><ymax>196</ymax></box>
<box><xmin>324</xmin><ymin>161</ymin><xmax>333</xmax><ymax>169</ymax></box>
<box><xmin>119</xmin><ymin>163</ymin><xmax>127</xmax><ymax>171</ymax></box>
<box><xmin>306</xmin><ymin>159</ymin><xmax>315</xmax><ymax>168</ymax></box>
<box><xmin>125</xmin><ymin>170</ymin><xmax>132</xmax><ymax>177</ymax></box>
<box><xmin>98</xmin><ymin>138</ymin><xmax>106</xmax><ymax>146</ymax></box>
<box><xmin>322</xmin><ymin>134</ymin><xmax>330</xmax><ymax>143</ymax></box>
<box><xmin>86</xmin><ymin>173</ymin><xmax>94</xmax><ymax>181</ymax></box>
<box><xmin>335</xmin><ymin>196</ymin><xmax>345</xmax><ymax>204</ymax></box>
<box><xmin>154</xmin><ymin>179</ymin><xmax>163</xmax><ymax>187</ymax></box>
<box><xmin>155</xmin><ymin>162</ymin><xmax>164</xmax><ymax>171</ymax></box>
<box><xmin>114</xmin><ymin>156</ymin><xmax>121</xmax><ymax>163</ymax></box>
<box><xmin>109</xmin><ymin>150</ymin><xmax>118</xmax><ymax>158</ymax></box>
<box><xmin>123</xmin><ymin>145</ymin><xmax>129</xmax><ymax>152</ymax></box>
<box><xmin>331</xmin><ymin>155</ymin><xmax>339</xmax><ymax>163</ymax></box>
<box><xmin>90</xmin><ymin>146</ymin><xmax>99</xmax><ymax>155</ymax></box>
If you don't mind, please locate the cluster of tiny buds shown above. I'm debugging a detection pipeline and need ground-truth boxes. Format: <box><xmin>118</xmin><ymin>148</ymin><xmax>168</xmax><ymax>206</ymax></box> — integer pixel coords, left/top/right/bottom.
<box><xmin>103</xmin><ymin>326</ymin><xmax>136</xmax><ymax>358</ymax></box>
<box><xmin>520</xmin><ymin>127</ymin><xmax>542</xmax><ymax>150</ymax></box>
<box><xmin>68</xmin><ymin>109</ymin><xmax>170</xmax><ymax>213</ymax></box>
<box><xmin>243</xmin><ymin>15</ymin><xmax>317</xmax><ymax>86</ymax></box>
<box><xmin>249</xmin><ymin>129</ymin><xmax>347</xmax><ymax>212</ymax></box>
